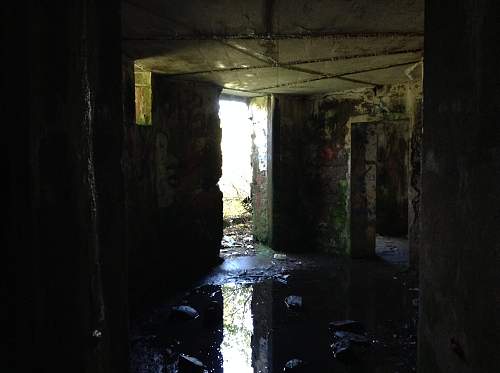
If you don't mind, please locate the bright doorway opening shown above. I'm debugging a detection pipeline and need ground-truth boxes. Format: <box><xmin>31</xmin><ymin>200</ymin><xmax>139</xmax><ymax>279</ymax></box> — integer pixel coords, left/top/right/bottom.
<box><xmin>218</xmin><ymin>98</ymin><xmax>254</xmax><ymax>257</ymax></box>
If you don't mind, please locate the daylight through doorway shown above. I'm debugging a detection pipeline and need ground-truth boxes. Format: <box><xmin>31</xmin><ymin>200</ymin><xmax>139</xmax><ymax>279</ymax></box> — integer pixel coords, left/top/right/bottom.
<box><xmin>218</xmin><ymin>99</ymin><xmax>255</xmax><ymax>257</ymax></box>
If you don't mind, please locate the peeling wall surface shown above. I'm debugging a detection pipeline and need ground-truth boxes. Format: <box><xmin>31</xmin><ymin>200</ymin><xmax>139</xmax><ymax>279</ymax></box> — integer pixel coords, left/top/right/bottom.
<box><xmin>419</xmin><ymin>1</ymin><xmax>500</xmax><ymax>372</ymax></box>
<box><xmin>124</xmin><ymin>74</ymin><xmax>223</xmax><ymax>303</ymax></box>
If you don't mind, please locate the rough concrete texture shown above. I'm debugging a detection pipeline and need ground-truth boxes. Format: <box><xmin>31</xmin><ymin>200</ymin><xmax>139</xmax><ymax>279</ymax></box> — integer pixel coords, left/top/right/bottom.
<box><xmin>406</xmin><ymin>81</ymin><xmax>423</xmax><ymax>269</ymax></box>
<box><xmin>419</xmin><ymin>1</ymin><xmax>500</xmax><ymax>372</ymax></box>
<box><xmin>272</xmin><ymin>93</ymin><xmax>357</xmax><ymax>254</ymax></box>
<box><xmin>123</xmin><ymin>0</ymin><xmax>423</xmax><ymax>95</ymax></box>
<box><xmin>271</xmin><ymin>95</ymin><xmax>312</xmax><ymax>252</ymax></box>
<box><xmin>250</xmin><ymin>96</ymin><xmax>271</xmax><ymax>243</ymax></box>
<box><xmin>351</xmin><ymin>123</ymin><xmax>378</xmax><ymax>258</ymax></box>
<box><xmin>10</xmin><ymin>2</ymin><xmax>128</xmax><ymax>372</ymax></box>
<box><xmin>124</xmin><ymin>72</ymin><xmax>223</xmax><ymax>304</ymax></box>
<box><xmin>376</xmin><ymin>120</ymin><xmax>409</xmax><ymax>237</ymax></box>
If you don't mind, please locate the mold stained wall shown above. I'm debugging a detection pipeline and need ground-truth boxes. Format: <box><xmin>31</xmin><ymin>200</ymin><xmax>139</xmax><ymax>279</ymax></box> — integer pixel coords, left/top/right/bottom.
<box><xmin>272</xmin><ymin>93</ymin><xmax>355</xmax><ymax>254</ymax></box>
<box><xmin>272</xmin><ymin>83</ymin><xmax>421</xmax><ymax>257</ymax></box>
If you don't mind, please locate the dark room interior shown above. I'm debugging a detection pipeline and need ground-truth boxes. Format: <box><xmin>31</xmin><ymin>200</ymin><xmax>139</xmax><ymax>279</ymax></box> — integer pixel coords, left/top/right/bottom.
<box><xmin>8</xmin><ymin>1</ymin><xmax>499</xmax><ymax>372</ymax></box>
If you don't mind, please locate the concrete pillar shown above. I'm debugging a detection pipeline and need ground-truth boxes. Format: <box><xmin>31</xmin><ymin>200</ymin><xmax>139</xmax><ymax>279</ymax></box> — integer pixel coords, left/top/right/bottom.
<box><xmin>125</xmin><ymin>77</ymin><xmax>223</xmax><ymax>302</ymax></box>
<box><xmin>419</xmin><ymin>0</ymin><xmax>500</xmax><ymax>371</ymax></box>
<box><xmin>250</xmin><ymin>96</ymin><xmax>271</xmax><ymax>244</ymax></box>
<box><xmin>10</xmin><ymin>1</ymin><xmax>128</xmax><ymax>372</ymax></box>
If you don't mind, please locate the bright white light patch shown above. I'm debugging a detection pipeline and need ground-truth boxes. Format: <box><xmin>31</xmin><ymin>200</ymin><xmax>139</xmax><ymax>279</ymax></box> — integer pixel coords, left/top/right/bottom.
<box><xmin>218</xmin><ymin>100</ymin><xmax>252</xmax><ymax>199</ymax></box>
<box><xmin>221</xmin><ymin>284</ymin><xmax>254</xmax><ymax>373</ymax></box>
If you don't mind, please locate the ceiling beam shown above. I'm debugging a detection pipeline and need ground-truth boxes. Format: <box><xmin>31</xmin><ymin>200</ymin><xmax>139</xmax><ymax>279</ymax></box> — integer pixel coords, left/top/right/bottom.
<box><xmin>123</xmin><ymin>31</ymin><xmax>423</xmax><ymax>42</ymax></box>
<box><xmin>157</xmin><ymin>49</ymin><xmax>423</xmax><ymax>78</ymax></box>
<box><xmin>253</xmin><ymin>60</ymin><xmax>422</xmax><ymax>91</ymax></box>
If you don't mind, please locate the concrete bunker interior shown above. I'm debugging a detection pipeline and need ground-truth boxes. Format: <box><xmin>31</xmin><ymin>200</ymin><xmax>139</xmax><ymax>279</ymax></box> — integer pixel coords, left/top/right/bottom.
<box><xmin>10</xmin><ymin>1</ymin><xmax>499</xmax><ymax>373</ymax></box>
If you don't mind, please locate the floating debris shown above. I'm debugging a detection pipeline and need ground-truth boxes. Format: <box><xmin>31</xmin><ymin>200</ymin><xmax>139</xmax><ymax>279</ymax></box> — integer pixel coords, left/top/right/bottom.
<box><xmin>329</xmin><ymin>320</ymin><xmax>366</xmax><ymax>334</ymax></box>
<box><xmin>331</xmin><ymin>331</ymin><xmax>371</xmax><ymax>363</ymax></box>
<box><xmin>179</xmin><ymin>354</ymin><xmax>205</xmax><ymax>373</ymax></box>
<box><xmin>284</xmin><ymin>358</ymin><xmax>307</xmax><ymax>371</ymax></box>
<box><xmin>170</xmin><ymin>305</ymin><xmax>199</xmax><ymax>321</ymax></box>
<box><xmin>275</xmin><ymin>274</ymin><xmax>290</xmax><ymax>284</ymax></box>
<box><xmin>285</xmin><ymin>295</ymin><xmax>303</xmax><ymax>310</ymax></box>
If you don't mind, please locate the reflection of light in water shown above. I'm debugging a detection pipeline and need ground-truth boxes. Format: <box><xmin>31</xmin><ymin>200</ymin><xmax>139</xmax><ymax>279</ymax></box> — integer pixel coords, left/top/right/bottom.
<box><xmin>221</xmin><ymin>284</ymin><xmax>254</xmax><ymax>373</ymax></box>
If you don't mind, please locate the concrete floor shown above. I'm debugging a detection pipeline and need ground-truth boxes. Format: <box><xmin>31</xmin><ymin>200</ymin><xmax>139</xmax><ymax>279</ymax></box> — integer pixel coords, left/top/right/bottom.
<box><xmin>130</xmin><ymin>238</ymin><xmax>417</xmax><ymax>373</ymax></box>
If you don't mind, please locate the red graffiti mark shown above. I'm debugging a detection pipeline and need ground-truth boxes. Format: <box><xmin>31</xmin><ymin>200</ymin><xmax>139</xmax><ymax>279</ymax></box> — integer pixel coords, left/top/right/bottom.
<box><xmin>321</xmin><ymin>146</ymin><xmax>336</xmax><ymax>161</ymax></box>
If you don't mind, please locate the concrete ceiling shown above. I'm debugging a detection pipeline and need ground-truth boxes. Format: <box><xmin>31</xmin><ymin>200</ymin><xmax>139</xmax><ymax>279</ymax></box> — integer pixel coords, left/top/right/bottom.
<box><xmin>123</xmin><ymin>0</ymin><xmax>424</xmax><ymax>96</ymax></box>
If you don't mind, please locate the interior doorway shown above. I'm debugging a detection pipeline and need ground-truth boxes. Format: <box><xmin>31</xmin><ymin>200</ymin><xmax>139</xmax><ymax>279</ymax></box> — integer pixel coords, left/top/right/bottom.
<box><xmin>218</xmin><ymin>98</ymin><xmax>255</xmax><ymax>257</ymax></box>
<box><xmin>375</xmin><ymin>120</ymin><xmax>410</xmax><ymax>264</ymax></box>
<box><xmin>350</xmin><ymin>120</ymin><xmax>410</xmax><ymax>263</ymax></box>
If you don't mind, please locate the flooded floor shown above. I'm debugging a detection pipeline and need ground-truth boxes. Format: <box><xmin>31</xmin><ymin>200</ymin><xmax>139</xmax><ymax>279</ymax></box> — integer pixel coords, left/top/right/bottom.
<box><xmin>130</xmin><ymin>239</ymin><xmax>417</xmax><ymax>373</ymax></box>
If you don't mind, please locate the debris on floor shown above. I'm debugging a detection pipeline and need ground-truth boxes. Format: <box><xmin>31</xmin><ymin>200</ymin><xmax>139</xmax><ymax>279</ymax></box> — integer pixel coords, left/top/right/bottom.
<box><xmin>329</xmin><ymin>320</ymin><xmax>366</xmax><ymax>334</ymax></box>
<box><xmin>284</xmin><ymin>358</ymin><xmax>307</xmax><ymax>371</ymax></box>
<box><xmin>170</xmin><ymin>305</ymin><xmax>199</xmax><ymax>321</ymax></box>
<box><xmin>220</xmin><ymin>220</ymin><xmax>257</xmax><ymax>257</ymax></box>
<box><xmin>331</xmin><ymin>331</ymin><xmax>371</xmax><ymax>363</ymax></box>
<box><xmin>285</xmin><ymin>295</ymin><xmax>303</xmax><ymax>310</ymax></box>
<box><xmin>178</xmin><ymin>354</ymin><xmax>205</xmax><ymax>373</ymax></box>
<box><xmin>131</xmin><ymin>237</ymin><xmax>418</xmax><ymax>373</ymax></box>
<box><xmin>274</xmin><ymin>273</ymin><xmax>290</xmax><ymax>284</ymax></box>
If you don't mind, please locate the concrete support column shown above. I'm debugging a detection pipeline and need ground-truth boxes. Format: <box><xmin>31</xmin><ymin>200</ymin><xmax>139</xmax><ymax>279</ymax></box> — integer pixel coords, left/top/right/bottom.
<box><xmin>250</xmin><ymin>96</ymin><xmax>271</xmax><ymax>244</ymax></box>
<box><xmin>11</xmin><ymin>1</ymin><xmax>128</xmax><ymax>372</ymax></box>
<box><xmin>419</xmin><ymin>0</ymin><xmax>500</xmax><ymax>371</ymax></box>
<box><xmin>272</xmin><ymin>95</ymin><xmax>353</xmax><ymax>254</ymax></box>
<box><xmin>124</xmin><ymin>76</ymin><xmax>223</xmax><ymax>302</ymax></box>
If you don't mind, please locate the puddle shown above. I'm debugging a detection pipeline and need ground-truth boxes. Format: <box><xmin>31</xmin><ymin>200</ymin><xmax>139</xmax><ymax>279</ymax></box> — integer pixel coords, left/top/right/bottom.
<box><xmin>221</xmin><ymin>284</ymin><xmax>253</xmax><ymax>372</ymax></box>
<box><xmin>131</xmin><ymin>256</ymin><xmax>417</xmax><ymax>373</ymax></box>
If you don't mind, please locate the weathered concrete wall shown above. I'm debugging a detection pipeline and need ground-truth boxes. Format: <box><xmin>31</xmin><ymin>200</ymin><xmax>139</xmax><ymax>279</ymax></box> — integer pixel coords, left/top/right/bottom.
<box><xmin>272</xmin><ymin>95</ymin><xmax>311</xmax><ymax>252</ymax></box>
<box><xmin>351</xmin><ymin>123</ymin><xmax>378</xmax><ymax>258</ymax></box>
<box><xmin>307</xmin><ymin>96</ymin><xmax>355</xmax><ymax>254</ymax></box>
<box><xmin>9</xmin><ymin>2</ymin><xmax>128</xmax><ymax>372</ymax></box>
<box><xmin>272</xmin><ymin>94</ymin><xmax>356</xmax><ymax>254</ymax></box>
<box><xmin>273</xmin><ymin>86</ymin><xmax>415</xmax><ymax>256</ymax></box>
<box><xmin>407</xmin><ymin>81</ymin><xmax>423</xmax><ymax>269</ymax></box>
<box><xmin>376</xmin><ymin>120</ymin><xmax>409</xmax><ymax>237</ymax></box>
<box><xmin>124</xmin><ymin>74</ymin><xmax>223</xmax><ymax>304</ymax></box>
<box><xmin>153</xmin><ymin>76</ymin><xmax>223</xmax><ymax>264</ymax></box>
<box><xmin>250</xmin><ymin>96</ymin><xmax>271</xmax><ymax>243</ymax></box>
<box><xmin>419</xmin><ymin>1</ymin><xmax>500</xmax><ymax>372</ymax></box>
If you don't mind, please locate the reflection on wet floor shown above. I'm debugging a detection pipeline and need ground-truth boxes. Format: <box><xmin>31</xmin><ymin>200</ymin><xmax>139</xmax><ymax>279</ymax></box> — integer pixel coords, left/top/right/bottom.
<box><xmin>221</xmin><ymin>284</ymin><xmax>253</xmax><ymax>372</ymax></box>
<box><xmin>131</xmin><ymin>241</ymin><xmax>417</xmax><ymax>373</ymax></box>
